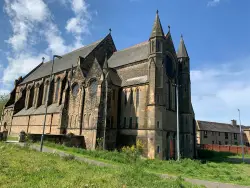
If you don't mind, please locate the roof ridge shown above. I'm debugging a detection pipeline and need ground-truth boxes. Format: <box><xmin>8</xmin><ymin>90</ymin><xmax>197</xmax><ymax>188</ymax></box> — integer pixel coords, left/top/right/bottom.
<box><xmin>198</xmin><ymin>120</ymin><xmax>249</xmax><ymax>127</ymax></box>
<box><xmin>116</xmin><ymin>41</ymin><xmax>148</xmax><ymax>53</ymax></box>
<box><xmin>42</xmin><ymin>39</ymin><xmax>103</xmax><ymax>65</ymax></box>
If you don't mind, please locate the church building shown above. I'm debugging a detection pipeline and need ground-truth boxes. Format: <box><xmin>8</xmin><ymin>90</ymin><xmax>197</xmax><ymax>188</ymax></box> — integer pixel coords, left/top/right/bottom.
<box><xmin>1</xmin><ymin>11</ymin><xmax>196</xmax><ymax>159</ymax></box>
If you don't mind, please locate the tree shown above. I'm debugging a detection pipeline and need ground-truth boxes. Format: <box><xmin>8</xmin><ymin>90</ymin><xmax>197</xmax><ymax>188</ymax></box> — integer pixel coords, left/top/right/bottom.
<box><xmin>0</xmin><ymin>95</ymin><xmax>8</xmax><ymax>121</ymax></box>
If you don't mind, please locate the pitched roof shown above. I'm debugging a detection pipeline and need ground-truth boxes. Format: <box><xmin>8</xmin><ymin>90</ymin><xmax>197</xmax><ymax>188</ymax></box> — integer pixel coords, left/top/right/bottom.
<box><xmin>150</xmin><ymin>11</ymin><xmax>164</xmax><ymax>39</ymax></box>
<box><xmin>197</xmin><ymin>120</ymin><xmax>241</xmax><ymax>133</ymax></box>
<box><xmin>20</xmin><ymin>39</ymin><xmax>103</xmax><ymax>84</ymax></box>
<box><xmin>108</xmin><ymin>42</ymin><xmax>148</xmax><ymax>68</ymax></box>
<box><xmin>177</xmin><ymin>36</ymin><xmax>189</xmax><ymax>58</ymax></box>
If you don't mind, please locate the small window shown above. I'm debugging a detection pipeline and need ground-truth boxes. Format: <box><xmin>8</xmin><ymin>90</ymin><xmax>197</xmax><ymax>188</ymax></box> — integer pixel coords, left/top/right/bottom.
<box><xmin>151</xmin><ymin>41</ymin><xmax>155</xmax><ymax>52</ymax></box>
<box><xmin>218</xmin><ymin>132</ymin><xmax>220</xmax><ymax>136</ymax></box>
<box><xmin>225</xmin><ymin>132</ymin><xmax>228</xmax><ymax>139</ymax></box>
<box><xmin>225</xmin><ymin>141</ymin><xmax>228</xmax><ymax>145</ymax></box>
<box><xmin>157</xmin><ymin>146</ymin><xmax>160</xmax><ymax>154</ymax></box>
<box><xmin>135</xmin><ymin>117</ymin><xmax>138</xmax><ymax>129</ymax></box>
<box><xmin>156</xmin><ymin>40</ymin><xmax>160</xmax><ymax>52</ymax></box>
<box><xmin>212</xmin><ymin>132</ymin><xmax>214</xmax><ymax>136</ymax></box>
<box><xmin>157</xmin><ymin>121</ymin><xmax>160</xmax><ymax>128</ymax></box>
<box><xmin>123</xmin><ymin>117</ymin><xmax>126</xmax><ymax>128</ymax></box>
<box><xmin>129</xmin><ymin>117</ymin><xmax>132</xmax><ymax>128</ymax></box>
<box><xmin>204</xmin><ymin>131</ymin><xmax>207</xmax><ymax>138</ymax></box>
<box><xmin>234</xmin><ymin>133</ymin><xmax>237</xmax><ymax>140</ymax></box>
<box><xmin>212</xmin><ymin>141</ymin><xmax>214</xmax><ymax>144</ymax></box>
<box><xmin>219</xmin><ymin>141</ymin><xmax>221</xmax><ymax>145</ymax></box>
<box><xmin>235</xmin><ymin>142</ymin><xmax>238</xmax><ymax>145</ymax></box>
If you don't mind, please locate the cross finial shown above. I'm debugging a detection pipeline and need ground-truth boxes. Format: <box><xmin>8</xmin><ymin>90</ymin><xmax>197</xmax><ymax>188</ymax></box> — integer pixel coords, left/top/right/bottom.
<box><xmin>168</xmin><ymin>25</ymin><xmax>171</xmax><ymax>31</ymax></box>
<box><xmin>109</xmin><ymin>28</ymin><xmax>112</xmax><ymax>34</ymax></box>
<box><xmin>156</xmin><ymin>9</ymin><xmax>159</xmax><ymax>14</ymax></box>
<box><xmin>42</xmin><ymin>57</ymin><xmax>45</xmax><ymax>63</ymax></box>
<box><xmin>181</xmin><ymin>34</ymin><xmax>183</xmax><ymax>39</ymax></box>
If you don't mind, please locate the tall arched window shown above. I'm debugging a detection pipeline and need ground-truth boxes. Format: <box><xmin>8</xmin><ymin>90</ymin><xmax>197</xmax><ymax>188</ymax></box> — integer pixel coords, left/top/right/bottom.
<box><xmin>43</xmin><ymin>81</ymin><xmax>49</xmax><ymax>104</ymax></box>
<box><xmin>136</xmin><ymin>88</ymin><xmax>139</xmax><ymax>107</ymax></box>
<box><xmin>55</xmin><ymin>78</ymin><xmax>60</xmax><ymax>103</ymax></box>
<box><xmin>72</xmin><ymin>83</ymin><xmax>79</xmax><ymax>97</ymax></box>
<box><xmin>124</xmin><ymin>90</ymin><xmax>127</xmax><ymax>105</ymax></box>
<box><xmin>130</xmin><ymin>89</ymin><xmax>133</xmax><ymax>104</ymax></box>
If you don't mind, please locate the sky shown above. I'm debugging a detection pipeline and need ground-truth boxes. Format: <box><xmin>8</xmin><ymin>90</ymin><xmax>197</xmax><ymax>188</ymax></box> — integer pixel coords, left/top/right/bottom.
<box><xmin>0</xmin><ymin>0</ymin><xmax>250</xmax><ymax>125</ymax></box>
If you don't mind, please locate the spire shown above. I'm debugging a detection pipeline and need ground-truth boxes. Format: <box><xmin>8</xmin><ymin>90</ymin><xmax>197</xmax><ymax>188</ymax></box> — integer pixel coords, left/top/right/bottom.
<box><xmin>150</xmin><ymin>10</ymin><xmax>164</xmax><ymax>39</ymax></box>
<box><xmin>177</xmin><ymin>35</ymin><xmax>189</xmax><ymax>58</ymax></box>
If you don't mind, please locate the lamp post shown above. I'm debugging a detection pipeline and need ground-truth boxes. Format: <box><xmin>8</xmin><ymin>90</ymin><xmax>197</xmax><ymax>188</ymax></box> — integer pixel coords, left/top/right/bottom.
<box><xmin>103</xmin><ymin>72</ymin><xmax>108</xmax><ymax>150</ymax></box>
<box><xmin>40</xmin><ymin>55</ymin><xmax>62</xmax><ymax>152</ymax></box>
<box><xmin>238</xmin><ymin>109</ymin><xmax>244</xmax><ymax>163</ymax></box>
<box><xmin>172</xmin><ymin>83</ymin><xmax>181</xmax><ymax>161</ymax></box>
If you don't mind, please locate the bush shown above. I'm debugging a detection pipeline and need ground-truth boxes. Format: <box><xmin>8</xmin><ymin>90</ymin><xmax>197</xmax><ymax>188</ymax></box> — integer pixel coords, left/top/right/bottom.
<box><xmin>121</xmin><ymin>140</ymin><xmax>144</xmax><ymax>162</ymax></box>
<box><xmin>96</xmin><ymin>137</ymin><xmax>104</xmax><ymax>150</ymax></box>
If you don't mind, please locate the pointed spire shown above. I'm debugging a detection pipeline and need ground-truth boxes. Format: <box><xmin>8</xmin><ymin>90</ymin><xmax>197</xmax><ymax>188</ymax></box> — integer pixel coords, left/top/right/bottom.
<box><xmin>177</xmin><ymin>35</ymin><xmax>189</xmax><ymax>58</ymax></box>
<box><xmin>150</xmin><ymin>10</ymin><xmax>164</xmax><ymax>39</ymax></box>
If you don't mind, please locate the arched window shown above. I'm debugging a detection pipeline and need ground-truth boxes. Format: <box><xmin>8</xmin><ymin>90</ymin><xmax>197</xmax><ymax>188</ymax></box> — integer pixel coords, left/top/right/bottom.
<box><xmin>156</xmin><ymin>40</ymin><xmax>160</xmax><ymax>52</ymax></box>
<box><xmin>136</xmin><ymin>88</ymin><xmax>139</xmax><ymax>107</ymax></box>
<box><xmin>55</xmin><ymin>78</ymin><xmax>60</xmax><ymax>103</ymax></box>
<box><xmin>28</xmin><ymin>86</ymin><xmax>34</xmax><ymax>108</ymax></box>
<box><xmin>43</xmin><ymin>81</ymin><xmax>49</xmax><ymax>104</ymax></box>
<box><xmin>72</xmin><ymin>83</ymin><xmax>79</xmax><ymax>97</ymax></box>
<box><xmin>89</xmin><ymin>79</ymin><xmax>98</xmax><ymax>97</ymax></box>
<box><xmin>124</xmin><ymin>90</ymin><xmax>127</xmax><ymax>105</ymax></box>
<box><xmin>130</xmin><ymin>89</ymin><xmax>133</xmax><ymax>104</ymax></box>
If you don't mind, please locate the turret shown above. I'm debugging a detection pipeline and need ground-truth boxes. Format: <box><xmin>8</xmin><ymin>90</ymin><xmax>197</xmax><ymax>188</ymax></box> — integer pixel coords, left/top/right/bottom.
<box><xmin>149</xmin><ymin>10</ymin><xmax>165</xmax><ymax>57</ymax></box>
<box><xmin>177</xmin><ymin>35</ymin><xmax>191</xmax><ymax>113</ymax></box>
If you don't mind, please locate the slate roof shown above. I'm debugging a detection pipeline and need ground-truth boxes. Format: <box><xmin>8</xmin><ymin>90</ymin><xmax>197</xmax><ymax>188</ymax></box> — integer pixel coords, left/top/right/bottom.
<box><xmin>197</xmin><ymin>120</ymin><xmax>241</xmax><ymax>133</ymax></box>
<box><xmin>20</xmin><ymin>39</ymin><xmax>103</xmax><ymax>85</ymax></box>
<box><xmin>14</xmin><ymin>104</ymin><xmax>63</xmax><ymax>116</ymax></box>
<box><xmin>108</xmin><ymin>42</ymin><xmax>149</xmax><ymax>68</ymax></box>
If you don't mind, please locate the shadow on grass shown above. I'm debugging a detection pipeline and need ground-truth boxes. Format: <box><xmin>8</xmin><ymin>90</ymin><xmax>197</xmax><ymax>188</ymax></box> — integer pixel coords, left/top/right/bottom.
<box><xmin>197</xmin><ymin>149</ymin><xmax>249</xmax><ymax>164</ymax></box>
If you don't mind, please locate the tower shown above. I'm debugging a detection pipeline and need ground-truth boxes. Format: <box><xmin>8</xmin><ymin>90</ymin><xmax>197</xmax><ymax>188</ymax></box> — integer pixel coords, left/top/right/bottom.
<box><xmin>147</xmin><ymin>10</ymin><xmax>165</xmax><ymax>158</ymax></box>
<box><xmin>177</xmin><ymin>35</ymin><xmax>194</xmax><ymax>157</ymax></box>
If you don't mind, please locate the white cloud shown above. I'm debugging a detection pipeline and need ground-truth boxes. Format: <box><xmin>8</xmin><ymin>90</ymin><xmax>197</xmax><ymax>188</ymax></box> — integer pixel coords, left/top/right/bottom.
<box><xmin>191</xmin><ymin>56</ymin><xmax>250</xmax><ymax>125</ymax></box>
<box><xmin>2</xmin><ymin>0</ymin><xmax>93</xmax><ymax>88</ymax></box>
<box><xmin>207</xmin><ymin>0</ymin><xmax>221</xmax><ymax>6</ymax></box>
<box><xmin>66</xmin><ymin>0</ymin><xmax>91</xmax><ymax>44</ymax></box>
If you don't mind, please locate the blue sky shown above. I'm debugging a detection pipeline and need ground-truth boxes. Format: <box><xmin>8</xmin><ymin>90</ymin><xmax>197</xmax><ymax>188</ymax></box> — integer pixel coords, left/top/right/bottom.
<box><xmin>0</xmin><ymin>0</ymin><xmax>250</xmax><ymax>125</ymax></box>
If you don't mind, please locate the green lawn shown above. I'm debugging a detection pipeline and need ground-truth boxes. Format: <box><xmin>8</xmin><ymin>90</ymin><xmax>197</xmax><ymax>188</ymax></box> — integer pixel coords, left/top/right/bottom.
<box><xmin>43</xmin><ymin>142</ymin><xmax>250</xmax><ymax>186</ymax></box>
<box><xmin>0</xmin><ymin>143</ymin><xmax>202</xmax><ymax>188</ymax></box>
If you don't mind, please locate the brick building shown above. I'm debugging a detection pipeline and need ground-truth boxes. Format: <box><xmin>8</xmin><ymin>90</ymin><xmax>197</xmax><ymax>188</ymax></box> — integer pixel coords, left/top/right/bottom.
<box><xmin>1</xmin><ymin>11</ymin><xmax>196</xmax><ymax>159</ymax></box>
<box><xmin>196</xmin><ymin>120</ymin><xmax>250</xmax><ymax>146</ymax></box>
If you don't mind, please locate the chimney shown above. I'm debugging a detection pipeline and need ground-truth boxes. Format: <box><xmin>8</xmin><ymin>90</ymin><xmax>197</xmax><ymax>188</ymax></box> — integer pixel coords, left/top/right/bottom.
<box><xmin>231</xmin><ymin>119</ymin><xmax>237</xmax><ymax>126</ymax></box>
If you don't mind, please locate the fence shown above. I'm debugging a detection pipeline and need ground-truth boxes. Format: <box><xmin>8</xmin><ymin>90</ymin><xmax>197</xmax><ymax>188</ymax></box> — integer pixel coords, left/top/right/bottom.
<box><xmin>199</xmin><ymin>144</ymin><xmax>250</xmax><ymax>154</ymax></box>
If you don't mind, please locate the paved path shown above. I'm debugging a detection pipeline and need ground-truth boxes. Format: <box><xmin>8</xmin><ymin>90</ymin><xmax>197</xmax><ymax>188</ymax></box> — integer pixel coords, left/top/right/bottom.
<box><xmin>7</xmin><ymin>142</ymin><xmax>250</xmax><ymax>188</ymax></box>
<box><xmin>160</xmin><ymin>174</ymin><xmax>250</xmax><ymax>188</ymax></box>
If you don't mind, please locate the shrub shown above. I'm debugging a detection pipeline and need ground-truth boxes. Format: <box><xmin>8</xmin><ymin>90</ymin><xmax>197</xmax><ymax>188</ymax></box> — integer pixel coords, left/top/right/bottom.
<box><xmin>121</xmin><ymin>140</ymin><xmax>144</xmax><ymax>162</ymax></box>
<box><xmin>62</xmin><ymin>154</ymin><xmax>75</xmax><ymax>161</ymax></box>
<box><xmin>96</xmin><ymin>137</ymin><xmax>104</xmax><ymax>150</ymax></box>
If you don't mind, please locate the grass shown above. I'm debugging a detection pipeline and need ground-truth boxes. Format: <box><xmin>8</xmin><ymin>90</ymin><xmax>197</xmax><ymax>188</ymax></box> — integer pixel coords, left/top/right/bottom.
<box><xmin>7</xmin><ymin>136</ymin><xmax>18</xmax><ymax>141</ymax></box>
<box><xmin>43</xmin><ymin>142</ymin><xmax>250</xmax><ymax>186</ymax></box>
<box><xmin>0</xmin><ymin>142</ymin><xmax>202</xmax><ymax>188</ymax></box>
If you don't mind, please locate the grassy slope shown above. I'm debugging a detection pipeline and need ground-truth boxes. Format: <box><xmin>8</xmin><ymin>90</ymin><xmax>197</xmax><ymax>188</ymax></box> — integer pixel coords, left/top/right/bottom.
<box><xmin>0</xmin><ymin>143</ymin><xmax>202</xmax><ymax>188</ymax></box>
<box><xmin>43</xmin><ymin>142</ymin><xmax>250</xmax><ymax>186</ymax></box>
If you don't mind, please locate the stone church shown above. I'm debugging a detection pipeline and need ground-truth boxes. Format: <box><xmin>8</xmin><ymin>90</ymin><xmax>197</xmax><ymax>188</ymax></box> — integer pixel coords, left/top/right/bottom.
<box><xmin>1</xmin><ymin>11</ymin><xmax>196</xmax><ymax>159</ymax></box>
